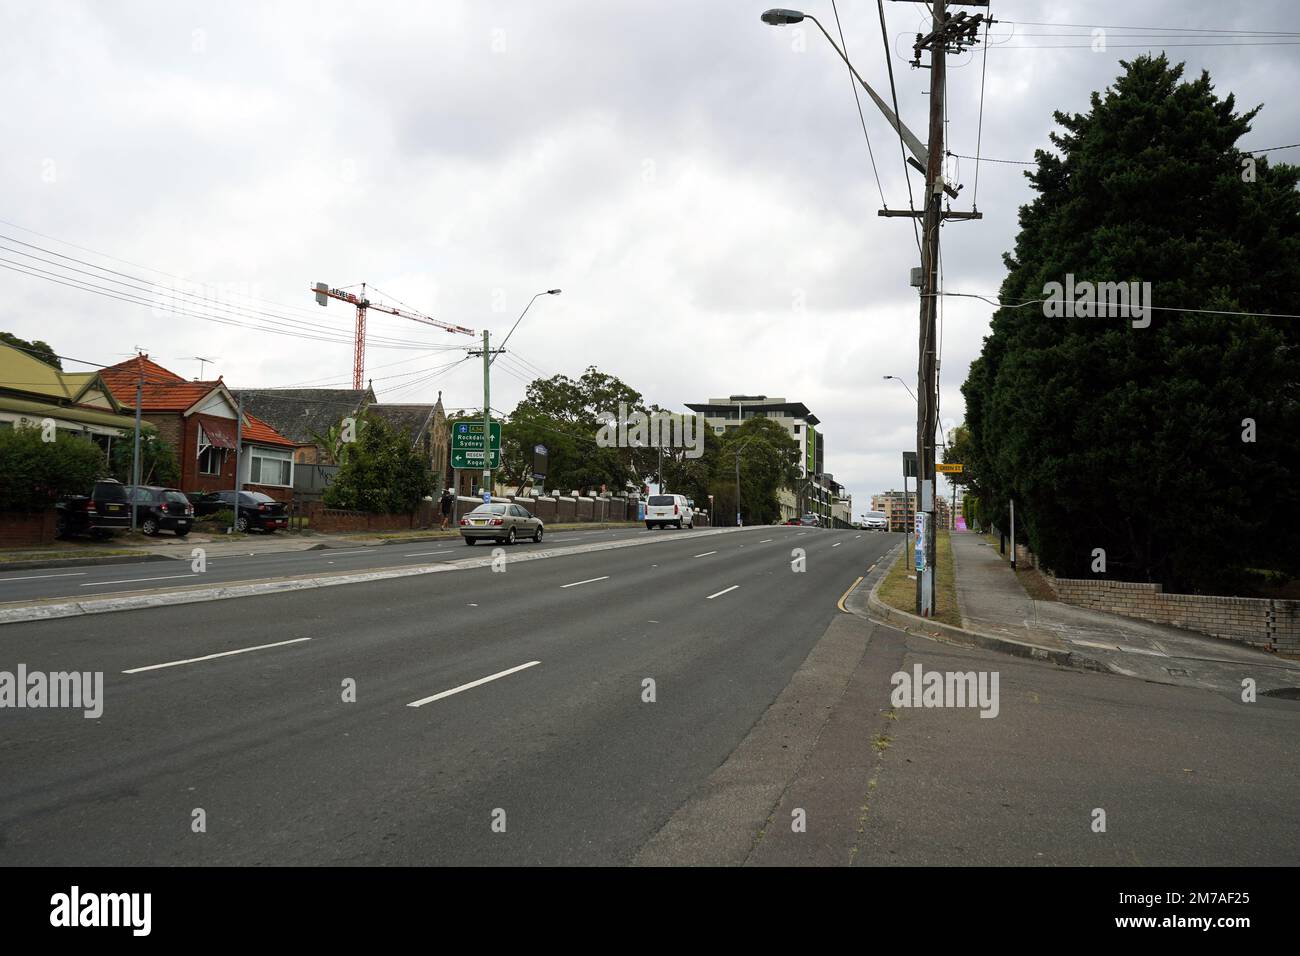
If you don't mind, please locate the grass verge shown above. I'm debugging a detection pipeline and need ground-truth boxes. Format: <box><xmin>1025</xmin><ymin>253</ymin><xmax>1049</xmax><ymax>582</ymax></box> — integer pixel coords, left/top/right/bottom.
<box><xmin>876</xmin><ymin>529</ymin><xmax>962</xmax><ymax>627</ymax></box>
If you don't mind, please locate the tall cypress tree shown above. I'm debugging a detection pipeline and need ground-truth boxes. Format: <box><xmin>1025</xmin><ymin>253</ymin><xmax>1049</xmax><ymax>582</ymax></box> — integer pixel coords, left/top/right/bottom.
<box><xmin>962</xmin><ymin>55</ymin><xmax>1300</xmax><ymax>592</ymax></box>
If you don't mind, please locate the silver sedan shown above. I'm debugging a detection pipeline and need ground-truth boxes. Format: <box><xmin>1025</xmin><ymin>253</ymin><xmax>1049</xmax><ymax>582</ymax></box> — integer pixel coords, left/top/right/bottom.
<box><xmin>459</xmin><ymin>502</ymin><xmax>544</xmax><ymax>545</ymax></box>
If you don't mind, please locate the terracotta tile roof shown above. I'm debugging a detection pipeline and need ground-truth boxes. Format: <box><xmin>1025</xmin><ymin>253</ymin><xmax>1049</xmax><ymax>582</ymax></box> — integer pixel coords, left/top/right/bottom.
<box><xmin>100</xmin><ymin>355</ymin><xmax>219</xmax><ymax>411</ymax></box>
<box><xmin>100</xmin><ymin>355</ymin><xmax>295</xmax><ymax>447</ymax></box>
<box><xmin>242</xmin><ymin>412</ymin><xmax>296</xmax><ymax>448</ymax></box>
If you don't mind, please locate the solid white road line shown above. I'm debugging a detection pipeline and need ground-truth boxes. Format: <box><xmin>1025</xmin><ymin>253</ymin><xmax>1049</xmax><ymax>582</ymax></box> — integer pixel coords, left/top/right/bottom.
<box><xmin>123</xmin><ymin>637</ymin><xmax>312</xmax><ymax>674</ymax></box>
<box><xmin>759</xmin><ymin>539</ymin><xmax>773</xmax><ymax>543</ymax></box>
<box><xmin>404</xmin><ymin>549</ymin><xmax>455</xmax><ymax>557</ymax></box>
<box><xmin>407</xmin><ymin>660</ymin><xmax>541</xmax><ymax>707</ymax></box>
<box><xmin>561</xmin><ymin>575</ymin><xmax>610</xmax><ymax>588</ymax></box>
<box><xmin>1</xmin><ymin>571</ymin><xmax>88</xmax><ymax>582</ymax></box>
<box><xmin>832</xmin><ymin>542</ymin><xmax>842</xmax><ymax>548</ymax></box>
<box><xmin>706</xmin><ymin>585</ymin><xmax>739</xmax><ymax>600</ymax></box>
<box><xmin>693</xmin><ymin>551</ymin><xmax>718</xmax><ymax>558</ymax></box>
<box><xmin>315</xmin><ymin>548</ymin><xmax>374</xmax><ymax>556</ymax></box>
<box><xmin>82</xmin><ymin>573</ymin><xmax>199</xmax><ymax>587</ymax></box>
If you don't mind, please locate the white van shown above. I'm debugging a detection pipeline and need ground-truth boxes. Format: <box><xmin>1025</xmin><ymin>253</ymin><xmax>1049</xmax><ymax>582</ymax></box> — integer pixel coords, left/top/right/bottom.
<box><xmin>645</xmin><ymin>493</ymin><xmax>693</xmax><ymax>530</ymax></box>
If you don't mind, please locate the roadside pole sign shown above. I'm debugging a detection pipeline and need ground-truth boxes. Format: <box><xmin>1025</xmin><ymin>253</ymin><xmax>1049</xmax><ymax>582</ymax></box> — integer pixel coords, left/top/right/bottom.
<box><xmin>532</xmin><ymin>443</ymin><xmax>548</xmax><ymax>480</ymax></box>
<box><xmin>914</xmin><ymin>512</ymin><xmax>927</xmax><ymax>572</ymax></box>
<box><xmin>903</xmin><ymin>451</ymin><xmax>917</xmax><ymax>478</ymax></box>
<box><xmin>451</xmin><ymin>419</ymin><xmax>501</xmax><ymax>470</ymax></box>
<box><xmin>936</xmin><ymin>462</ymin><xmax>964</xmax><ymax>474</ymax></box>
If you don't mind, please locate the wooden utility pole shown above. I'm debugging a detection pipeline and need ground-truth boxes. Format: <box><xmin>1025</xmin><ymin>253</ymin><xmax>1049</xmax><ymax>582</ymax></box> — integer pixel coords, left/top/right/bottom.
<box><xmin>894</xmin><ymin>0</ymin><xmax>991</xmax><ymax>615</ymax></box>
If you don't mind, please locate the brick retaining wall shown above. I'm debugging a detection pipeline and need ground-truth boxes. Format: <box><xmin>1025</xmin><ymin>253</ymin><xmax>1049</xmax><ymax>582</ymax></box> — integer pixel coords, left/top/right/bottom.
<box><xmin>1052</xmin><ymin>577</ymin><xmax>1299</xmax><ymax>655</ymax></box>
<box><xmin>0</xmin><ymin>510</ymin><xmax>57</xmax><ymax>547</ymax></box>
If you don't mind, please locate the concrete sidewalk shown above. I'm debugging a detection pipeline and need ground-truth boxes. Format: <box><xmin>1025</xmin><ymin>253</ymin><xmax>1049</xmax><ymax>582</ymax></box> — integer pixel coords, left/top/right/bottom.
<box><xmin>948</xmin><ymin>530</ymin><xmax>1300</xmax><ymax>696</ymax></box>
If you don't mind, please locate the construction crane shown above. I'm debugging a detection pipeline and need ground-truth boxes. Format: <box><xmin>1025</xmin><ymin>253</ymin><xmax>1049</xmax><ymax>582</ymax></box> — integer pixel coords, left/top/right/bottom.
<box><xmin>312</xmin><ymin>281</ymin><xmax>475</xmax><ymax>389</ymax></box>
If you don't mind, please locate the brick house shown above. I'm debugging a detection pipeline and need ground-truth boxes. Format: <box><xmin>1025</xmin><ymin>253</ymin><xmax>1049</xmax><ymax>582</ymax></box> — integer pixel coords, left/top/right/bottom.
<box><xmin>99</xmin><ymin>356</ymin><xmax>297</xmax><ymax>501</ymax></box>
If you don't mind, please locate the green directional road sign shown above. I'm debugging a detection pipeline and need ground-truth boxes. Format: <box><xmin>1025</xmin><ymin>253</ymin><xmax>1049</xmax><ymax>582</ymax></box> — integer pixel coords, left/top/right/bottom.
<box><xmin>451</xmin><ymin>419</ymin><xmax>502</xmax><ymax>469</ymax></box>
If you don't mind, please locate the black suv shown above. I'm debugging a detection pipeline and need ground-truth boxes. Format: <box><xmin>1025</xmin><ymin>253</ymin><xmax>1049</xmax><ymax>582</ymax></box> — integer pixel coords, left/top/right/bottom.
<box><xmin>126</xmin><ymin>486</ymin><xmax>194</xmax><ymax>537</ymax></box>
<box><xmin>55</xmin><ymin>479</ymin><xmax>132</xmax><ymax>539</ymax></box>
<box><xmin>205</xmin><ymin>490</ymin><xmax>290</xmax><ymax>533</ymax></box>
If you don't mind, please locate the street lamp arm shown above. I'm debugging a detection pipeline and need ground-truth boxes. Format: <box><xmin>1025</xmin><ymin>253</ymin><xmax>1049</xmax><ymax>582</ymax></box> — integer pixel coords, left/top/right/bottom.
<box><xmin>493</xmin><ymin>289</ymin><xmax>561</xmax><ymax>366</ymax></box>
<box><xmin>800</xmin><ymin>14</ymin><xmax>929</xmax><ymax>169</ymax></box>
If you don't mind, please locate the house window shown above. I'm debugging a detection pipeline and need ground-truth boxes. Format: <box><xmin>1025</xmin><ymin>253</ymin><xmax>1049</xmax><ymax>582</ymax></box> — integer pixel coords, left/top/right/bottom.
<box><xmin>197</xmin><ymin>423</ymin><xmax>231</xmax><ymax>476</ymax></box>
<box><xmin>250</xmin><ymin>449</ymin><xmax>292</xmax><ymax>486</ymax></box>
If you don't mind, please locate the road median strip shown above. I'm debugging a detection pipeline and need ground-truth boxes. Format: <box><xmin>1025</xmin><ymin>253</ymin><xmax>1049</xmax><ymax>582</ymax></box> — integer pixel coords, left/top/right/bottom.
<box><xmin>0</xmin><ymin>525</ymin><xmax>759</xmax><ymax>626</ymax></box>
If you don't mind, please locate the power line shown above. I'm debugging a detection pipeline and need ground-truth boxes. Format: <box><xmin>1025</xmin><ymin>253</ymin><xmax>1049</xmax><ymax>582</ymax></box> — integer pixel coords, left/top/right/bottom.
<box><xmin>942</xmin><ymin>290</ymin><xmax>1300</xmax><ymax>319</ymax></box>
<box><xmin>0</xmin><ymin>258</ymin><xmax>440</xmax><ymax>352</ymax></box>
<box><xmin>987</xmin><ymin>41</ymin><xmax>1300</xmax><ymax>49</ymax></box>
<box><xmin>947</xmin><ymin>140</ymin><xmax>1298</xmax><ymax>169</ymax></box>
<box><xmin>0</xmin><ymin>216</ymin><xmax>376</xmax><ymax>323</ymax></box>
<box><xmin>875</xmin><ymin>0</ymin><xmax>922</xmax><ymax>253</ymax></box>
<box><xmin>971</xmin><ymin>5</ymin><xmax>992</xmax><ymax>210</ymax></box>
<box><xmin>0</xmin><ymin>233</ymin><xmax>446</xmax><ymax>349</ymax></box>
<box><xmin>831</xmin><ymin>0</ymin><xmax>888</xmax><ymax>209</ymax></box>
<box><xmin>1003</xmin><ymin>20</ymin><xmax>1300</xmax><ymax>36</ymax></box>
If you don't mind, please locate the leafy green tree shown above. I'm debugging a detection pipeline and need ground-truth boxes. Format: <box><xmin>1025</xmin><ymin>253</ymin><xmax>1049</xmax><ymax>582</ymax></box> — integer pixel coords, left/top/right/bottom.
<box><xmin>323</xmin><ymin>415</ymin><xmax>433</xmax><ymax>512</ymax></box>
<box><xmin>0</xmin><ymin>332</ymin><xmax>61</xmax><ymax>370</ymax></box>
<box><xmin>709</xmin><ymin>418</ymin><xmax>801</xmax><ymax>525</ymax></box>
<box><xmin>0</xmin><ymin>427</ymin><xmax>105</xmax><ymax>511</ymax></box>
<box><xmin>961</xmin><ymin>55</ymin><xmax>1300</xmax><ymax>590</ymax></box>
<box><xmin>502</xmin><ymin>367</ymin><xmax>653</xmax><ymax>493</ymax></box>
<box><xmin>109</xmin><ymin>424</ymin><xmax>180</xmax><ymax>486</ymax></box>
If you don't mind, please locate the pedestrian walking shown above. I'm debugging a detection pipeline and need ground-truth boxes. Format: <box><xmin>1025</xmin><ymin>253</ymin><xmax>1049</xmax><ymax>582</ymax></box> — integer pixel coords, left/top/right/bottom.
<box><xmin>439</xmin><ymin>488</ymin><xmax>455</xmax><ymax>530</ymax></box>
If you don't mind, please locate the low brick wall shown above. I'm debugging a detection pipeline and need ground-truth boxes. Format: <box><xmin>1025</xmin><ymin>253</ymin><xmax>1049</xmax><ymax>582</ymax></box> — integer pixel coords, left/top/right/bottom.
<box><xmin>0</xmin><ymin>510</ymin><xmax>58</xmax><ymax>547</ymax></box>
<box><xmin>1052</xmin><ymin>577</ymin><xmax>1299</xmax><ymax>655</ymax></box>
<box><xmin>302</xmin><ymin>500</ymin><xmax>434</xmax><ymax>533</ymax></box>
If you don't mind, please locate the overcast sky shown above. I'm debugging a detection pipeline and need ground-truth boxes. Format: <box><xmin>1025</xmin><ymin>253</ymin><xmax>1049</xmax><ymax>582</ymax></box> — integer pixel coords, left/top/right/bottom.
<box><xmin>3</xmin><ymin>1</ymin><xmax>1297</xmax><ymax>509</ymax></box>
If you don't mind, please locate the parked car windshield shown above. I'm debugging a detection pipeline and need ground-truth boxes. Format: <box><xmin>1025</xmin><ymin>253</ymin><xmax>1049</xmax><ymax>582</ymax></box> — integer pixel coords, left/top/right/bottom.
<box><xmin>163</xmin><ymin>491</ymin><xmax>189</xmax><ymax>504</ymax></box>
<box><xmin>240</xmin><ymin>492</ymin><xmax>276</xmax><ymax>504</ymax></box>
<box><xmin>469</xmin><ymin>504</ymin><xmax>508</xmax><ymax>515</ymax></box>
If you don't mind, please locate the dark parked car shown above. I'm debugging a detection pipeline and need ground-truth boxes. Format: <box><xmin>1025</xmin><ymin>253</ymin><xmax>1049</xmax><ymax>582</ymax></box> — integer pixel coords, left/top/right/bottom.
<box><xmin>55</xmin><ymin>479</ymin><xmax>131</xmax><ymax>539</ymax></box>
<box><xmin>125</xmin><ymin>485</ymin><xmax>194</xmax><ymax>537</ymax></box>
<box><xmin>203</xmin><ymin>490</ymin><xmax>289</xmax><ymax>533</ymax></box>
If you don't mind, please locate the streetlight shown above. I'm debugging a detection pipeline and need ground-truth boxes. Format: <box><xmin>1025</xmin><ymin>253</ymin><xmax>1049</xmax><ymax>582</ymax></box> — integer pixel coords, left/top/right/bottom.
<box><xmin>882</xmin><ymin>374</ymin><xmax>916</xmax><ymax>403</ymax></box>
<box><xmin>492</xmin><ymin>289</ymin><xmax>561</xmax><ymax>365</ymax></box>
<box><xmin>760</xmin><ymin>10</ymin><xmax>929</xmax><ymax>167</ymax></box>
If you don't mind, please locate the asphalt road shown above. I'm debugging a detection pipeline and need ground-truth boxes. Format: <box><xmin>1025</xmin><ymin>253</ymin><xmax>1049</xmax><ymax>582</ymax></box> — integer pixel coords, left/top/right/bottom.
<box><xmin>0</xmin><ymin>525</ymin><xmax>893</xmax><ymax>865</ymax></box>
<box><xmin>0</xmin><ymin>525</ymin><xmax>709</xmax><ymax>604</ymax></box>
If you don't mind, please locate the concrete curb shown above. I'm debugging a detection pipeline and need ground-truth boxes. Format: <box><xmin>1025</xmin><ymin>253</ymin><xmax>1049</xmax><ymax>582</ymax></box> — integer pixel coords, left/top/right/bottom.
<box><xmin>0</xmin><ymin>525</ymin><xmax>755</xmax><ymax>626</ymax></box>
<box><xmin>853</xmin><ymin>548</ymin><xmax>1110</xmax><ymax>674</ymax></box>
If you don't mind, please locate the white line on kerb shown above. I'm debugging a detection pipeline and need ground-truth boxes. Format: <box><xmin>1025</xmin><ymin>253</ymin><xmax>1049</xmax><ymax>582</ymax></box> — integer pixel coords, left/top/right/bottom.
<box><xmin>706</xmin><ymin>585</ymin><xmax>739</xmax><ymax>600</ymax></box>
<box><xmin>693</xmin><ymin>551</ymin><xmax>717</xmax><ymax>558</ymax></box>
<box><xmin>2</xmin><ymin>571</ymin><xmax>87</xmax><ymax>582</ymax></box>
<box><xmin>561</xmin><ymin>576</ymin><xmax>610</xmax><ymax>588</ymax></box>
<box><xmin>82</xmin><ymin>573</ymin><xmax>199</xmax><ymax>587</ymax></box>
<box><xmin>407</xmin><ymin>660</ymin><xmax>541</xmax><ymax>707</ymax></box>
<box><xmin>316</xmin><ymin>548</ymin><xmax>374</xmax><ymax>556</ymax></box>
<box><xmin>123</xmin><ymin>637</ymin><xmax>312</xmax><ymax>674</ymax></box>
